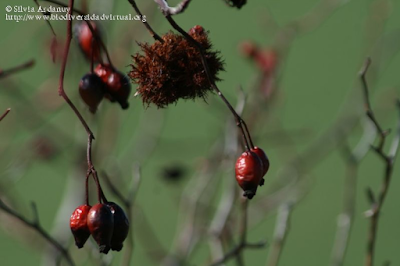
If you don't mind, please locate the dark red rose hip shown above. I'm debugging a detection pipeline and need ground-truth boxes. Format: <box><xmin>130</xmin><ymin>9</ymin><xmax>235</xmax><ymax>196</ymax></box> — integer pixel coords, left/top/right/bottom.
<box><xmin>87</xmin><ymin>203</ymin><xmax>114</xmax><ymax>254</ymax></box>
<box><xmin>106</xmin><ymin>202</ymin><xmax>130</xmax><ymax>251</ymax></box>
<box><xmin>235</xmin><ymin>151</ymin><xmax>263</xmax><ymax>199</ymax></box>
<box><xmin>251</xmin><ymin>147</ymin><xmax>270</xmax><ymax>186</ymax></box>
<box><xmin>79</xmin><ymin>73</ymin><xmax>106</xmax><ymax>113</ymax></box>
<box><xmin>70</xmin><ymin>204</ymin><xmax>91</xmax><ymax>248</ymax></box>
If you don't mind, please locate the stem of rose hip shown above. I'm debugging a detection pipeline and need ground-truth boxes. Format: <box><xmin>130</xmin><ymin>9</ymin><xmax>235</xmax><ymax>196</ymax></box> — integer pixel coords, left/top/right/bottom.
<box><xmin>87</xmin><ymin>135</ymin><xmax>108</xmax><ymax>203</ymax></box>
<box><xmin>165</xmin><ymin>15</ymin><xmax>254</xmax><ymax>150</ymax></box>
<box><xmin>85</xmin><ymin>172</ymin><xmax>90</xmax><ymax>205</ymax></box>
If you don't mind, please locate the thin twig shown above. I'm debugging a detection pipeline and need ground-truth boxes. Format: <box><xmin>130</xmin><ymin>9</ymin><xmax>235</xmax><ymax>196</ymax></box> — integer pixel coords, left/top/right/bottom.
<box><xmin>0</xmin><ymin>60</ymin><xmax>35</xmax><ymax>78</ymax></box>
<box><xmin>43</xmin><ymin>0</ymin><xmax>114</xmax><ymax>67</ymax></box>
<box><xmin>210</xmin><ymin>199</ymin><xmax>267</xmax><ymax>266</ymax></box>
<box><xmin>0</xmin><ymin>199</ymin><xmax>74</xmax><ymax>266</ymax></box>
<box><xmin>127</xmin><ymin>0</ymin><xmax>163</xmax><ymax>42</ymax></box>
<box><xmin>0</xmin><ymin>108</ymin><xmax>11</xmax><ymax>122</ymax></box>
<box><xmin>58</xmin><ymin>0</ymin><xmax>94</xmax><ymax>138</ymax></box>
<box><xmin>266</xmin><ymin>203</ymin><xmax>293</xmax><ymax>266</ymax></box>
<box><xmin>56</xmin><ymin>0</ymin><xmax>107</xmax><ymax>206</ymax></box>
<box><xmin>330</xmin><ymin>120</ymin><xmax>376</xmax><ymax>266</ymax></box>
<box><xmin>360</xmin><ymin>58</ymin><xmax>400</xmax><ymax>266</ymax></box>
<box><xmin>33</xmin><ymin>0</ymin><xmax>56</xmax><ymax>36</ymax></box>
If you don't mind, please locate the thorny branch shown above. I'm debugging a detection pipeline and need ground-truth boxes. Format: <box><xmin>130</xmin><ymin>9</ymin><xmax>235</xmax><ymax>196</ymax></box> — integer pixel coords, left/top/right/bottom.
<box><xmin>0</xmin><ymin>60</ymin><xmax>35</xmax><ymax>79</ymax></box>
<box><xmin>0</xmin><ymin>199</ymin><xmax>74</xmax><ymax>266</ymax></box>
<box><xmin>360</xmin><ymin>58</ymin><xmax>400</xmax><ymax>266</ymax></box>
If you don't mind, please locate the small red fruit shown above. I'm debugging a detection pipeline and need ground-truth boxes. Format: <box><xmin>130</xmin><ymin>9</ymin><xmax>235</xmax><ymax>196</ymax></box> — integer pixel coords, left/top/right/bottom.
<box><xmin>79</xmin><ymin>73</ymin><xmax>106</xmax><ymax>113</ymax></box>
<box><xmin>106</xmin><ymin>202</ymin><xmax>130</xmax><ymax>251</ymax></box>
<box><xmin>87</xmin><ymin>203</ymin><xmax>114</xmax><ymax>254</ymax></box>
<box><xmin>70</xmin><ymin>204</ymin><xmax>91</xmax><ymax>248</ymax></box>
<box><xmin>235</xmin><ymin>151</ymin><xmax>263</xmax><ymax>199</ymax></box>
<box><xmin>251</xmin><ymin>147</ymin><xmax>270</xmax><ymax>186</ymax></box>
<box><xmin>94</xmin><ymin>64</ymin><xmax>131</xmax><ymax>109</ymax></box>
<box><xmin>75</xmin><ymin>21</ymin><xmax>102</xmax><ymax>62</ymax></box>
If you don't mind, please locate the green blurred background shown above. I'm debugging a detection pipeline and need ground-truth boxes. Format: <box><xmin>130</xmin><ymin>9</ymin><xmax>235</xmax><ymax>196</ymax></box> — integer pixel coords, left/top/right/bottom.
<box><xmin>1</xmin><ymin>0</ymin><xmax>400</xmax><ymax>265</ymax></box>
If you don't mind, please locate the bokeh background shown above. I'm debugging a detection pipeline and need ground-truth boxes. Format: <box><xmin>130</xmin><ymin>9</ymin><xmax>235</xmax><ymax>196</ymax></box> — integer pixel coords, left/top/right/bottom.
<box><xmin>1</xmin><ymin>0</ymin><xmax>400</xmax><ymax>265</ymax></box>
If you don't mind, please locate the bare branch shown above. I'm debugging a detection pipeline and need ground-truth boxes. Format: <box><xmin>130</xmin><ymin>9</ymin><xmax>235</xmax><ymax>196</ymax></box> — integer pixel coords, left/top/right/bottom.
<box><xmin>331</xmin><ymin>119</ymin><xmax>376</xmax><ymax>266</ymax></box>
<box><xmin>360</xmin><ymin>58</ymin><xmax>400</xmax><ymax>266</ymax></box>
<box><xmin>0</xmin><ymin>60</ymin><xmax>35</xmax><ymax>79</ymax></box>
<box><xmin>127</xmin><ymin>0</ymin><xmax>163</xmax><ymax>42</ymax></box>
<box><xmin>0</xmin><ymin>108</ymin><xmax>11</xmax><ymax>122</ymax></box>
<box><xmin>210</xmin><ymin>199</ymin><xmax>267</xmax><ymax>266</ymax></box>
<box><xmin>154</xmin><ymin>0</ymin><xmax>192</xmax><ymax>15</ymax></box>
<box><xmin>0</xmin><ymin>199</ymin><xmax>74</xmax><ymax>266</ymax></box>
<box><xmin>266</xmin><ymin>203</ymin><xmax>294</xmax><ymax>266</ymax></box>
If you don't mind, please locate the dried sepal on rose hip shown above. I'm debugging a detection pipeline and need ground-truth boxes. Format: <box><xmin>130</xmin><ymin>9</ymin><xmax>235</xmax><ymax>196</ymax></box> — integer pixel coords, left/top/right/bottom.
<box><xmin>70</xmin><ymin>204</ymin><xmax>92</xmax><ymax>248</ymax></box>
<box><xmin>79</xmin><ymin>73</ymin><xmax>106</xmax><ymax>113</ymax></box>
<box><xmin>235</xmin><ymin>151</ymin><xmax>263</xmax><ymax>199</ymax></box>
<box><xmin>94</xmin><ymin>64</ymin><xmax>131</xmax><ymax>109</ymax></box>
<box><xmin>129</xmin><ymin>25</ymin><xmax>224</xmax><ymax>108</ymax></box>
<box><xmin>74</xmin><ymin>21</ymin><xmax>102</xmax><ymax>62</ymax></box>
<box><xmin>250</xmin><ymin>147</ymin><xmax>270</xmax><ymax>186</ymax></box>
<box><xmin>87</xmin><ymin>203</ymin><xmax>114</xmax><ymax>254</ymax></box>
<box><xmin>106</xmin><ymin>202</ymin><xmax>130</xmax><ymax>251</ymax></box>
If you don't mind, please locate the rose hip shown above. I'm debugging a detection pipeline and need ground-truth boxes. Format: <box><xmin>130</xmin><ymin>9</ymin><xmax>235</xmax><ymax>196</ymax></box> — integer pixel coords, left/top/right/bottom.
<box><xmin>106</xmin><ymin>202</ymin><xmax>130</xmax><ymax>251</ymax></box>
<box><xmin>251</xmin><ymin>147</ymin><xmax>270</xmax><ymax>186</ymax></box>
<box><xmin>87</xmin><ymin>203</ymin><xmax>114</xmax><ymax>254</ymax></box>
<box><xmin>94</xmin><ymin>64</ymin><xmax>131</xmax><ymax>109</ymax></box>
<box><xmin>79</xmin><ymin>73</ymin><xmax>106</xmax><ymax>113</ymax></box>
<box><xmin>70</xmin><ymin>204</ymin><xmax>91</xmax><ymax>248</ymax></box>
<box><xmin>235</xmin><ymin>151</ymin><xmax>263</xmax><ymax>199</ymax></box>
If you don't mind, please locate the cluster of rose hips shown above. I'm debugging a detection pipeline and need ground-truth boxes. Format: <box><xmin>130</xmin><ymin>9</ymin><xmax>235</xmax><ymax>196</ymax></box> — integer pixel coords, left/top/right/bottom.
<box><xmin>75</xmin><ymin>22</ymin><xmax>131</xmax><ymax>113</ymax></box>
<box><xmin>79</xmin><ymin>64</ymin><xmax>131</xmax><ymax>113</ymax></box>
<box><xmin>235</xmin><ymin>146</ymin><xmax>270</xmax><ymax>199</ymax></box>
<box><xmin>70</xmin><ymin>201</ymin><xmax>129</xmax><ymax>254</ymax></box>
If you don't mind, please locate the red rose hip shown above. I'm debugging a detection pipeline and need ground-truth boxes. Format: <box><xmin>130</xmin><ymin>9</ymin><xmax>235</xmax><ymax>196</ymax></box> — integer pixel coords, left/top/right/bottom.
<box><xmin>106</xmin><ymin>202</ymin><xmax>130</xmax><ymax>251</ymax></box>
<box><xmin>235</xmin><ymin>151</ymin><xmax>263</xmax><ymax>199</ymax></box>
<box><xmin>87</xmin><ymin>203</ymin><xmax>114</xmax><ymax>254</ymax></box>
<box><xmin>94</xmin><ymin>64</ymin><xmax>131</xmax><ymax>109</ymax></box>
<box><xmin>75</xmin><ymin>21</ymin><xmax>102</xmax><ymax>62</ymax></box>
<box><xmin>251</xmin><ymin>147</ymin><xmax>270</xmax><ymax>186</ymax></box>
<box><xmin>70</xmin><ymin>204</ymin><xmax>91</xmax><ymax>248</ymax></box>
